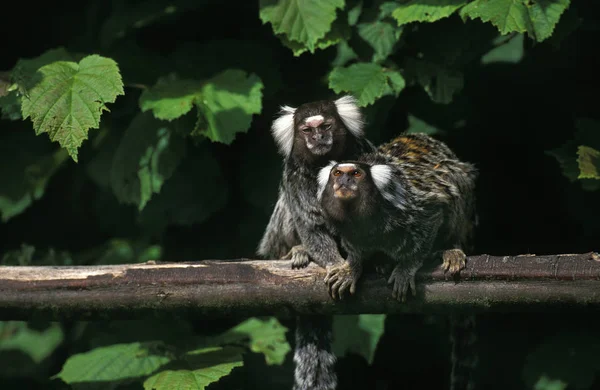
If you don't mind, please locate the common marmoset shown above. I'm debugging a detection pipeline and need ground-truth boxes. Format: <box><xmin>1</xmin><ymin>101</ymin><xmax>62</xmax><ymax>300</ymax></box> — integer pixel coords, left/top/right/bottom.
<box><xmin>318</xmin><ymin>133</ymin><xmax>478</xmax><ymax>390</ymax></box>
<box><xmin>257</xmin><ymin>95</ymin><xmax>376</xmax><ymax>390</ymax></box>
<box><xmin>318</xmin><ymin>133</ymin><xmax>477</xmax><ymax>301</ymax></box>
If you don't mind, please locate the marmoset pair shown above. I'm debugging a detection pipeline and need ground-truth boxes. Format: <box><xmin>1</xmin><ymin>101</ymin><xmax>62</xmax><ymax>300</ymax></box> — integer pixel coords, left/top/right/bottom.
<box><xmin>258</xmin><ymin>96</ymin><xmax>477</xmax><ymax>390</ymax></box>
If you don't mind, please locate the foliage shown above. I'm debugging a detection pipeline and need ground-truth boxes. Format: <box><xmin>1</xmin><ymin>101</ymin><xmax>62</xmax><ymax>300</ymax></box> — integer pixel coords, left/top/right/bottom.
<box><xmin>1</xmin><ymin>0</ymin><xmax>598</xmax><ymax>389</ymax></box>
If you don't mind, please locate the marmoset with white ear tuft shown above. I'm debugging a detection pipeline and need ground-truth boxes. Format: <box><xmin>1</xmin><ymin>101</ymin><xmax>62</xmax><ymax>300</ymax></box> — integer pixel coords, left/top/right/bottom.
<box><xmin>318</xmin><ymin>133</ymin><xmax>478</xmax><ymax>390</ymax></box>
<box><xmin>257</xmin><ymin>95</ymin><xmax>376</xmax><ymax>390</ymax></box>
<box><xmin>318</xmin><ymin>133</ymin><xmax>477</xmax><ymax>301</ymax></box>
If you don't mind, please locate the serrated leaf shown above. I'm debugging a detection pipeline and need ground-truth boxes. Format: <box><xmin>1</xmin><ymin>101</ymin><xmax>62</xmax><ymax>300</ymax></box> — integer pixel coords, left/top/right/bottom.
<box><xmin>0</xmin><ymin>322</ymin><xmax>63</xmax><ymax>363</ymax></box>
<box><xmin>329</xmin><ymin>63</ymin><xmax>388</xmax><ymax>106</ymax></box>
<box><xmin>392</xmin><ymin>0</ymin><xmax>466</xmax><ymax>25</ymax></box>
<box><xmin>404</xmin><ymin>58</ymin><xmax>463</xmax><ymax>104</ymax></box>
<box><xmin>357</xmin><ymin>21</ymin><xmax>403</xmax><ymax>62</ymax></box>
<box><xmin>137</xmin><ymin>150</ymin><xmax>228</xmax><ymax>232</ymax></box>
<box><xmin>279</xmin><ymin>21</ymin><xmax>350</xmax><ymax>56</ymax></box>
<box><xmin>0</xmin><ymin>131</ymin><xmax>69</xmax><ymax>222</ymax></box>
<box><xmin>11</xmin><ymin>47</ymin><xmax>74</xmax><ymax>92</ymax></box>
<box><xmin>459</xmin><ymin>0</ymin><xmax>571</xmax><ymax>42</ymax></box>
<box><xmin>143</xmin><ymin>347</ymin><xmax>243</xmax><ymax>390</ymax></box>
<box><xmin>54</xmin><ymin>342</ymin><xmax>172</xmax><ymax>383</ymax></box>
<box><xmin>217</xmin><ymin>317</ymin><xmax>291</xmax><ymax>365</ymax></box>
<box><xmin>110</xmin><ymin>112</ymin><xmax>187</xmax><ymax>211</ymax></box>
<box><xmin>577</xmin><ymin>146</ymin><xmax>600</xmax><ymax>180</ymax></box>
<box><xmin>522</xmin><ymin>330</ymin><xmax>600</xmax><ymax>390</ymax></box>
<box><xmin>259</xmin><ymin>0</ymin><xmax>344</xmax><ymax>51</ymax></box>
<box><xmin>195</xmin><ymin>69</ymin><xmax>263</xmax><ymax>144</ymax></box>
<box><xmin>140</xmin><ymin>75</ymin><xmax>204</xmax><ymax>121</ymax></box>
<box><xmin>20</xmin><ymin>55</ymin><xmax>124</xmax><ymax>162</ymax></box>
<box><xmin>481</xmin><ymin>34</ymin><xmax>525</xmax><ymax>64</ymax></box>
<box><xmin>332</xmin><ymin>314</ymin><xmax>386</xmax><ymax>365</ymax></box>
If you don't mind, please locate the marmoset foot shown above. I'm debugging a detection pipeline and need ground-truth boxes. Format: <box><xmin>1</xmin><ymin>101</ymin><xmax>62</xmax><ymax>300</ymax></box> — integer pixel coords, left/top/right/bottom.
<box><xmin>283</xmin><ymin>245</ymin><xmax>311</xmax><ymax>269</ymax></box>
<box><xmin>324</xmin><ymin>261</ymin><xmax>362</xmax><ymax>300</ymax></box>
<box><xmin>442</xmin><ymin>248</ymin><xmax>467</xmax><ymax>276</ymax></box>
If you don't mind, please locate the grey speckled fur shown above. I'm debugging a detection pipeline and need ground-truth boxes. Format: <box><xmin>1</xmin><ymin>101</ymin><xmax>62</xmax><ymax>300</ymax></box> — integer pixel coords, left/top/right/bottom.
<box><xmin>257</xmin><ymin>96</ymin><xmax>375</xmax><ymax>390</ymax></box>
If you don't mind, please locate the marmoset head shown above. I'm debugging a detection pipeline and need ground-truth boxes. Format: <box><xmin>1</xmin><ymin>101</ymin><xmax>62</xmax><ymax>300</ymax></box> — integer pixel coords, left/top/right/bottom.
<box><xmin>317</xmin><ymin>161</ymin><xmax>393</xmax><ymax>218</ymax></box>
<box><xmin>271</xmin><ymin>95</ymin><xmax>364</xmax><ymax>162</ymax></box>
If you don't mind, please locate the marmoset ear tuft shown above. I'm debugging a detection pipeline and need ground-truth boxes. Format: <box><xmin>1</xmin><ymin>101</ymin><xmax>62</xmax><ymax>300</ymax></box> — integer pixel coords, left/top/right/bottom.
<box><xmin>334</xmin><ymin>95</ymin><xmax>364</xmax><ymax>137</ymax></box>
<box><xmin>271</xmin><ymin>105</ymin><xmax>296</xmax><ymax>156</ymax></box>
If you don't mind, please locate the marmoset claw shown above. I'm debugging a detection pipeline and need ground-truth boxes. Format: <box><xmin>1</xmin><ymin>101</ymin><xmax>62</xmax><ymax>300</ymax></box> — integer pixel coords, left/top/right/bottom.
<box><xmin>442</xmin><ymin>248</ymin><xmax>467</xmax><ymax>276</ymax></box>
<box><xmin>324</xmin><ymin>261</ymin><xmax>360</xmax><ymax>300</ymax></box>
<box><xmin>388</xmin><ymin>268</ymin><xmax>417</xmax><ymax>303</ymax></box>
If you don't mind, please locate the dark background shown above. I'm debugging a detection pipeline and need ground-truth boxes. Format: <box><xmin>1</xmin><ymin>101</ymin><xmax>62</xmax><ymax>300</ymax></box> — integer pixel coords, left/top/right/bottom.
<box><xmin>1</xmin><ymin>0</ymin><xmax>599</xmax><ymax>389</ymax></box>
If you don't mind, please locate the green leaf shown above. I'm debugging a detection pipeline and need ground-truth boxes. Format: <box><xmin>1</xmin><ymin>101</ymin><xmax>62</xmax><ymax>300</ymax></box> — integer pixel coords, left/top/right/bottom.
<box><xmin>20</xmin><ymin>55</ymin><xmax>125</xmax><ymax>162</ymax></box>
<box><xmin>0</xmin><ymin>131</ymin><xmax>69</xmax><ymax>222</ymax></box>
<box><xmin>331</xmin><ymin>40</ymin><xmax>358</xmax><ymax>68</ymax></box>
<box><xmin>11</xmin><ymin>47</ymin><xmax>74</xmax><ymax>93</ymax></box>
<box><xmin>406</xmin><ymin>114</ymin><xmax>443</xmax><ymax>135</ymax></box>
<box><xmin>259</xmin><ymin>0</ymin><xmax>344</xmax><ymax>51</ymax></box>
<box><xmin>546</xmin><ymin>140</ymin><xmax>579</xmax><ymax>182</ymax></box>
<box><xmin>279</xmin><ymin>21</ymin><xmax>350</xmax><ymax>56</ymax></box>
<box><xmin>217</xmin><ymin>317</ymin><xmax>291</xmax><ymax>365</ymax></box>
<box><xmin>459</xmin><ymin>0</ymin><xmax>571</xmax><ymax>42</ymax></box>
<box><xmin>110</xmin><ymin>112</ymin><xmax>187</xmax><ymax>211</ymax></box>
<box><xmin>2</xmin><ymin>48</ymin><xmax>74</xmax><ymax>120</ymax></box>
<box><xmin>391</xmin><ymin>0</ymin><xmax>466</xmax><ymax>25</ymax></box>
<box><xmin>522</xmin><ymin>330</ymin><xmax>600</xmax><ymax>390</ymax></box>
<box><xmin>546</xmin><ymin>118</ymin><xmax>600</xmax><ymax>191</ymax></box>
<box><xmin>347</xmin><ymin>0</ymin><xmax>363</xmax><ymax>25</ymax></box>
<box><xmin>137</xmin><ymin>150</ymin><xmax>228</xmax><ymax>232</ymax></box>
<box><xmin>0</xmin><ymin>322</ymin><xmax>63</xmax><ymax>363</ymax></box>
<box><xmin>141</xmin><ymin>70</ymin><xmax>263</xmax><ymax>144</ymax></box>
<box><xmin>140</xmin><ymin>75</ymin><xmax>204</xmax><ymax>121</ymax></box>
<box><xmin>481</xmin><ymin>34</ymin><xmax>525</xmax><ymax>64</ymax></box>
<box><xmin>404</xmin><ymin>58</ymin><xmax>464</xmax><ymax>104</ymax></box>
<box><xmin>577</xmin><ymin>146</ymin><xmax>600</xmax><ymax>180</ymax></box>
<box><xmin>332</xmin><ymin>314</ymin><xmax>386</xmax><ymax>365</ymax></box>
<box><xmin>329</xmin><ymin>63</ymin><xmax>388</xmax><ymax>106</ymax></box>
<box><xmin>384</xmin><ymin>69</ymin><xmax>406</xmax><ymax>96</ymax></box>
<box><xmin>54</xmin><ymin>342</ymin><xmax>172</xmax><ymax>383</ymax></box>
<box><xmin>195</xmin><ymin>69</ymin><xmax>264</xmax><ymax>144</ymax></box>
<box><xmin>357</xmin><ymin>21</ymin><xmax>403</xmax><ymax>62</ymax></box>
<box><xmin>534</xmin><ymin>376</ymin><xmax>568</xmax><ymax>390</ymax></box>
<box><xmin>143</xmin><ymin>347</ymin><xmax>243</xmax><ymax>390</ymax></box>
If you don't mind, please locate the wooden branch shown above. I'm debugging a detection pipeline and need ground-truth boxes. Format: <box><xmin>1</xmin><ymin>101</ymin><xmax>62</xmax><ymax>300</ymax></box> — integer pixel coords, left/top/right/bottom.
<box><xmin>1</xmin><ymin>252</ymin><xmax>599</xmax><ymax>320</ymax></box>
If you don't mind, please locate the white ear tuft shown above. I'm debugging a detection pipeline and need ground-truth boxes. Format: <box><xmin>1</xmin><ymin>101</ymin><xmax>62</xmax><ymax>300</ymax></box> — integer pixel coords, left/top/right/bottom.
<box><xmin>370</xmin><ymin>165</ymin><xmax>393</xmax><ymax>191</ymax></box>
<box><xmin>317</xmin><ymin>161</ymin><xmax>337</xmax><ymax>200</ymax></box>
<box><xmin>271</xmin><ymin>105</ymin><xmax>296</xmax><ymax>156</ymax></box>
<box><xmin>334</xmin><ymin>95</ymin><xmax>364</xmax><ymax>137</ymax></box>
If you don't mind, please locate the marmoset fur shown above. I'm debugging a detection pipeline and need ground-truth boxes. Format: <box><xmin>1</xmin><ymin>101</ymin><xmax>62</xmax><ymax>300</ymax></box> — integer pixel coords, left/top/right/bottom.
<box><xmin>257</xmin><ymin>95</ymin><xmax>375</xmax><ymax>390</ymax></box>
<box><xmin>317</xmin><ymin>133</ymin><xmax>478</xmax><ymax>389</ymax></box>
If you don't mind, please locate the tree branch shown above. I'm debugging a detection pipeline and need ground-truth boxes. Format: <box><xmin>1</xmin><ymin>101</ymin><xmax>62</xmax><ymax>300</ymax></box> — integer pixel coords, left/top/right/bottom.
<box><xmin>1</xmin><ymin>252</ymin><xmax>599</xmax><ymax>320</ymax></box>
